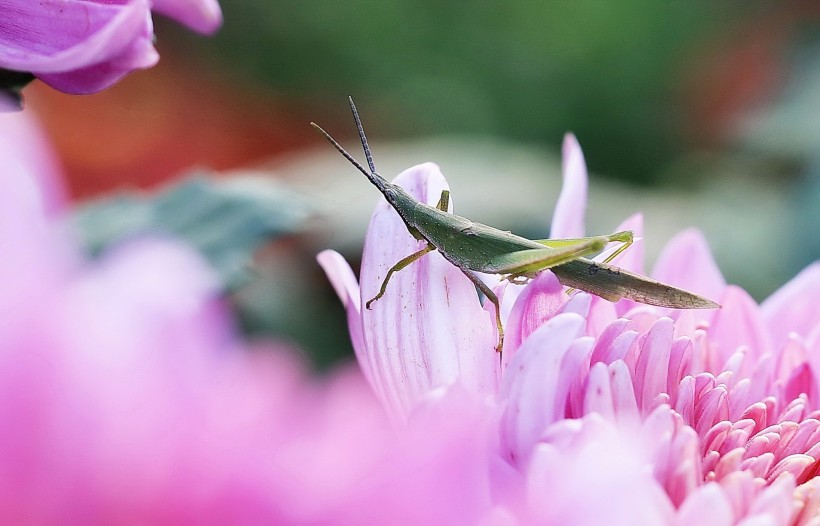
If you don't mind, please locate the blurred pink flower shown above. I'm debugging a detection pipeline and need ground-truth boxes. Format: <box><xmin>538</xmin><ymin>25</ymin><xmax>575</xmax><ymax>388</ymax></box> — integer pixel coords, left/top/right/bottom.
<box><xmin>0</xmin><ymin>0</ymin><xmax>222</xmax><ymax>97</ymax></box>
<box><xmin>320</xmin><ymin>134</ymin><xmax>820</xmax><ymax>524</ymax></box>
<box><xmin>0</xmin><ymin>111</ymin><xmax>500</xmax><ymax>524</ymax></box>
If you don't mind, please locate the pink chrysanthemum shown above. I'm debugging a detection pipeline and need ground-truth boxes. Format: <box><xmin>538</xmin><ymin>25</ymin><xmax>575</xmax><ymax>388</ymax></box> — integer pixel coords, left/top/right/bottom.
<box><xmin>320</xmin><ymin>134</ymin><xmax>820</xmax><ymax>524</ymax></box>
<box><xmin>0</xmin><ymin>109</ymin><xmax>503</xmax><ymax>524</ymax></box>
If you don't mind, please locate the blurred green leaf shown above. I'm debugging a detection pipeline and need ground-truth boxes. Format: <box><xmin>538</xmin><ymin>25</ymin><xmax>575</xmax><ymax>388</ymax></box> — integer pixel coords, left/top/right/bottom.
<box><xmin>73</xmin><ymin>173</ymin><xmax>313</xmax><ymax>289</ymax></box>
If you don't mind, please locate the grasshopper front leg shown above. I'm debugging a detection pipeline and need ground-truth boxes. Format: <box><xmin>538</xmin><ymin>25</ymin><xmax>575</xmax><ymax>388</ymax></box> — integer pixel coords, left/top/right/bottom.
<box><xmin>366</xmin><ymin>190</ymin><xmax>451</xmax><ymax>310</ymax></box>
<box><xmin>366</xmin><ymin>243</ymin><xmax>436</xmax><ymax>309</ymax></box>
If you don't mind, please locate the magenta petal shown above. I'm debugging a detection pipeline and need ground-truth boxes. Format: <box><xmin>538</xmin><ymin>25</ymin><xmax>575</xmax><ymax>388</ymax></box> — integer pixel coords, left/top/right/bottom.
<box><xmin>550</xmin><ymin>133</ymin><xmax>588</xmax><ymax>239</ymax></box>
<box><xmin>36</xmin><ymin>27</ymin><xmax>158</xmax><ymax>94</ymax></box>
<box><xmin>0</xmin><ymin>1</ymin><xmax>152</xmax><ymax>73</ymax></box>
<box><xmin>151</xmin><ymin>0</ymin><xmax>223</xmax><ymax>34</ymax></box>
<box><xmin>760</xmin><ymin>262</ymin><xmax>820</xmax><ymax>350</ymax></box>
<box><xmin>652</xmin><ymin>228</ymin><xmax>726</xmax><ymax>303</ymax></box>
<box><xmin>359</xmin><ymin>163</ymin><xmax>498</xmax><ymax>420</ymax></box>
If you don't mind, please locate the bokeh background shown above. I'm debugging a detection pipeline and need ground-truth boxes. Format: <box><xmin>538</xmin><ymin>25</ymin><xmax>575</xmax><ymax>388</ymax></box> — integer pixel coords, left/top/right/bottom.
<box><xmin>23</xmin><ymin>1</ymin><xmax>820</xmax><ymax>367</ymax></box>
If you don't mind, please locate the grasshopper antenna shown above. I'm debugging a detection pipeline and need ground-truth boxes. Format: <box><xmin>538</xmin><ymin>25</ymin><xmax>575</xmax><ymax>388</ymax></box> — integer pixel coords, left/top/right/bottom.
<box><xmin>310</xmin><ymin>123</ymin><xmax>369</xmax><ymax>178</ymax></box>
<box><xmin>310</xmin><ymin>120</ymin><xmax>390</xmax><ymax>192</ymax></box>
<box><xmin>348</xmin><ymin>96</ymin><xmax>377</xmax><ymax>174</ymax></box>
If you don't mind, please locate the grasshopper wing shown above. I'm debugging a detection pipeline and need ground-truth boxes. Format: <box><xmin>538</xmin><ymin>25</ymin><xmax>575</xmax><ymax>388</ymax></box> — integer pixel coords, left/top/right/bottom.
<box><xmin>552</xmin><ymin>258</ymin><xmax>719</xmax><ymax>309</ymax></box>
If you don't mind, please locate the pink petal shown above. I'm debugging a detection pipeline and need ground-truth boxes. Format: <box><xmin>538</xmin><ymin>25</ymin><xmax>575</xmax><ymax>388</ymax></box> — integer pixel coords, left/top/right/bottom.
<box><xmin>583</xmin><ymin>362</ymin><xmax>616</xmax><ymax>419</ymax></box>
<box><xmin>503</xmin><ymin>271</ymin><xmax>564</xmax><ymax>359</ymax></box>
<box><xmin>633</xmin><ymin>318</ymin><xmax>674</xmax><ymax>412</ymax></box>
<box><xmin>550</xmin><ymin>133</ymin><xmax>588</xmax><ymax>239</ymax></box>
<box><xmin>0</xmin><ymin>109</ymin><xmax>66</xmax><ymax>214</ymax></box>
<box><xmin>745</xmin><ymin>474</ymin><xmax>795</xmax><ymax>523</ymax></box>
<box><xmin>710</xmin><ymin>286</ymin><xmax>772</xmax><ymax>369</ymax></box>
<box><xmin>526</xmin><ymin>417</ymin><xmax>674</xmax><ymax>525</ymax></box>
<box><xmin>652</xmin><ymin>228</ymin><xmax>726</xmax><ymax>304</ymax></box>
<box><xmin>677</xmin><ymin>483</ymin><xmax>734</xmax><ymax>525</ymax></box>
<box><xmin>498</xmin><ymin>313</ymin><xmax>585</xmax><ymax>465</ymax></box>
<box><xmin>359</xmin><ymin>163</ymin><xmax>498</xmax><ymax>421</ymax></box>
<box><xmin>761</xmin><ymin>262</ymin><xmax>820</xmax><ymax>350</ymax></box>
<box><xmin>316</xmin><ymin>250</ymin><xmax>373</xmax><ymax>388</ymax></box>
<box><xmin>152</xmin><ymin>0</ymin><xmax>223</xmax><ymax>34</ymax></box>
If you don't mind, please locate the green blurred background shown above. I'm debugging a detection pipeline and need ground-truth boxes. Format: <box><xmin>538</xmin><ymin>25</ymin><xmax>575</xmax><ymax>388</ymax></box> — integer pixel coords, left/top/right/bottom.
<box><xmin>26</xmin><ymin>1</ymin><xmax>820</xmax><ymax>368</ymax></box>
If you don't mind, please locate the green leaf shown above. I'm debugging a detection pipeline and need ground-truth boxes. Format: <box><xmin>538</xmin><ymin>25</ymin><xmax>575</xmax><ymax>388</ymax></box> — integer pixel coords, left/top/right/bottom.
<box><xmin>72</xmin><ymin>172</ymin><xmax>314</xmax><ymax>289</ymax></box>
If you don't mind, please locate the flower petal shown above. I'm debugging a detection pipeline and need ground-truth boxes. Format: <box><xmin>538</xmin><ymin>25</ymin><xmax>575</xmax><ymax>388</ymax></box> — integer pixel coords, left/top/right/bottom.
<box><xmin>709</xmin><ymin>286</ymin><xmax>772</xmax><ymax>372</ymax></box>
<box><xmin>652</xmin><ymin>228</ymin><xmax>726</xmax><ymax>304</ymax></box>
<box><xmin>550</xmin><ymin>133</ymin><xmax>587</xmax><ymax>239</ymax></box>
<box><xmin>499</xmin><ymin>313</ymin><xmax>585</xmax><ymax>464</ymax></box>
<box><xmin>0</xmin><ymin>1</ymin><xmax>152</xmax><ymax>73</ymax></box>
<box><xmin>760</xmin><ymin>262</ymin><xmax>820</xmax><ymax>350</ymax></box>
<box><xmin>359</xmin><ymin>163</ymin><xmax>498</xmax><ymax>421</ymax></box>
<box><xmin>502</xmin><ymin>271</ymin><xmax>564</xmax><ymax>361</ymax></box>
<box><xmin>677</xmin><ymin>483</ymin><xmax>734</xmax><ymax>526</ymax></box>
<box><xmin>316</xmin><ymin>250</ymin><xmax>372</xmax><ymax>387</ymax></box>
<box><xmin>152</xmin><ymin>0</ymin><xmax>223</xmax><ymax>34</ymax></box>
<box><xmin>35</xmin><ymin>27</ymin><xmax>158</xmax><ymax>94</ymax></box>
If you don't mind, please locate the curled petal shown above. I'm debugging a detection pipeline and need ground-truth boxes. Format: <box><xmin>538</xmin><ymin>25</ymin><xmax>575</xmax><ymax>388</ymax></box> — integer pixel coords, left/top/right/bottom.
<box><xmin>0</xmin><ymin>1</ymin><xmax>151</xmax><ymax>73</ymax></box>
<box><xmin>152</xmin><ymin>0</ymin><xmax>223</xmax><ymax>34</ymax></box>
<box><xmin>35</xmin><ymin>26</ymin><xmax>158</xmax><ymax>94</ymax></box>
<box><xmin>0</xmin><ymin>0</ymin><xmax>161</xmax><ymax>93</ymax></box>
<box><xmin>0</xmin><ymin>0</ymin><xmax>219</xmax><ymax>94</ymax></box>
<box><xmin>550</xmin><ymin>133</ymin><xmax>588</xmax><ymax>239</ymax></box>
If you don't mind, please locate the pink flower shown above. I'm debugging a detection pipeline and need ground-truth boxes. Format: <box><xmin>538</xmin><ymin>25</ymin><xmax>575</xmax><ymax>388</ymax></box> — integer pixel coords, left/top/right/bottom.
<box><xmin>320</xmin><ymin>134</ymin><xmax>820</xmax><ymax>523</ymax></box>
<box><xmin>0</xmin><ymin>0</ymin><xmax>222</xmax><ymax>96</ymax></box>
<box><xmin>0</xmin><ymin>108</ymin><xmax>499</xmax><ymax>524</ymax></box>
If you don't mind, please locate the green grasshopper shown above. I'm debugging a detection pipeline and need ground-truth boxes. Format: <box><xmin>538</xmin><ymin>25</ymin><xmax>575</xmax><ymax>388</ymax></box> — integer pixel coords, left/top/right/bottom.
<box><xmin>312</xmin><ymin>98</ymin><xmax>719</xmax><ymax>352</ymax></box>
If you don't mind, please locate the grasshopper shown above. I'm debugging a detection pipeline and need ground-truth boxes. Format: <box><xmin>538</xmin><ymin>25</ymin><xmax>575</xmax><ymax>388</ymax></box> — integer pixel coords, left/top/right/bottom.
<box><xmin>312</xmin><ymin>98</ymin><xmax>719</xmax><ymax>352</ymax></box>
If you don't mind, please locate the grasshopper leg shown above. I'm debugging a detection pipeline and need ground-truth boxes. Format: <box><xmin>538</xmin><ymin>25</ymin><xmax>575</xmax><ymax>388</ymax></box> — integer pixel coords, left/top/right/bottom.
<box><xmin>436</xmin><ymin>190</ymin><xmax>450</xmax><ymax>212</ymax></box>
<box><xmin>461</xmin><ymin>269</ymin><xmax>504</xmax><ymax>354</ymax></box>
<box><xmin>599</xmin><ymin>230</ymin><xmax>633</xmax><ymax>265</ymax></box>
<box><xmin>366</xmin><ymin>243</ymin><xmax>436</xmax><ymax>309</ymax></box>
